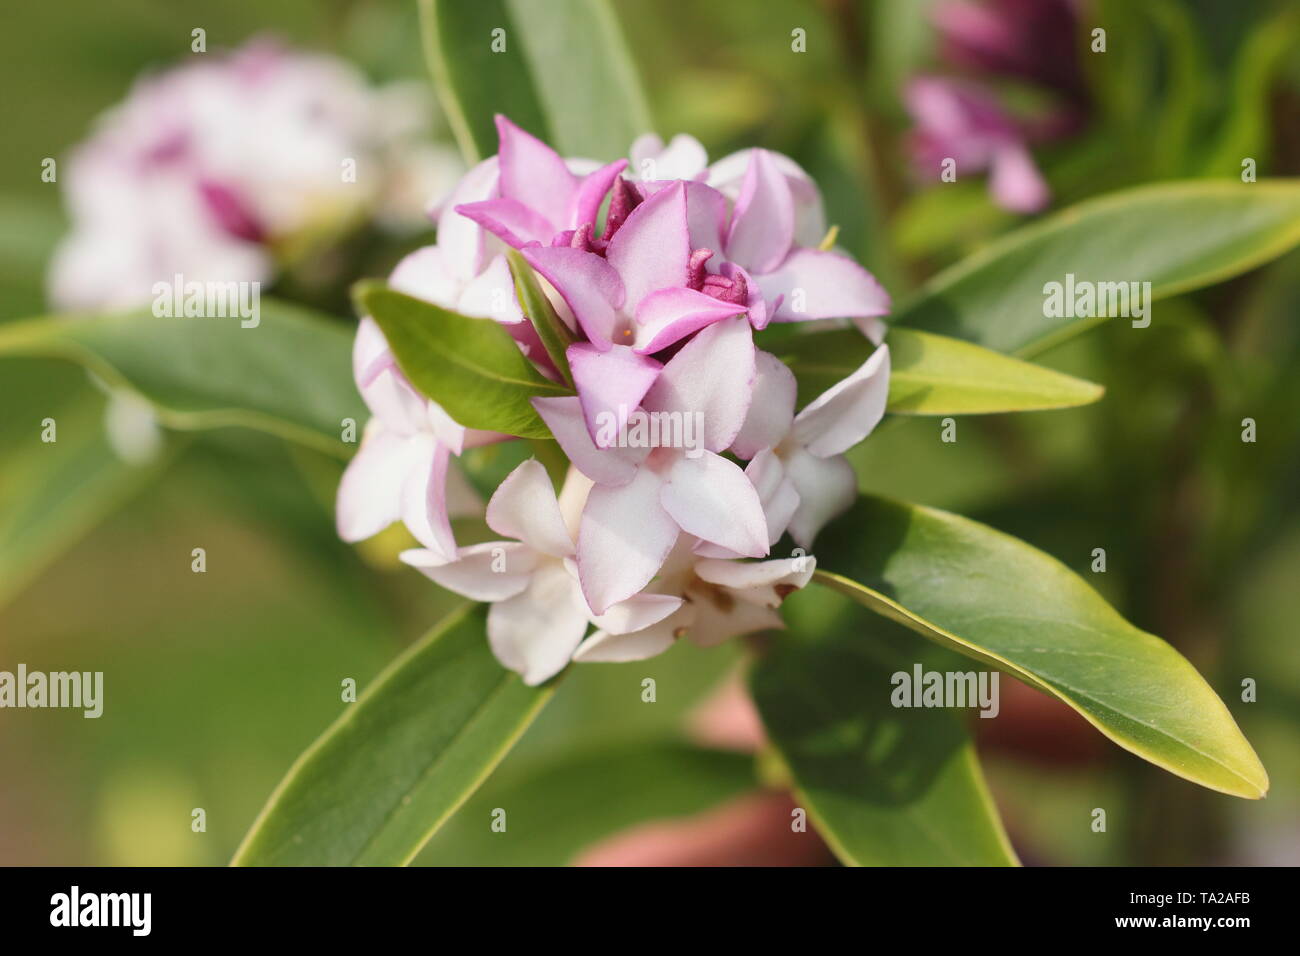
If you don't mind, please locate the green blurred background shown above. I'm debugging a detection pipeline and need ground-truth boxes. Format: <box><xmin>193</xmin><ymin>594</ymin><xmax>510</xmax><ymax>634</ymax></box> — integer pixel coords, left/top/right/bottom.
<box><xmin>1</xmin><ymin>0</ymin><xmax>1297</xmax><ymax>865</ymax></box>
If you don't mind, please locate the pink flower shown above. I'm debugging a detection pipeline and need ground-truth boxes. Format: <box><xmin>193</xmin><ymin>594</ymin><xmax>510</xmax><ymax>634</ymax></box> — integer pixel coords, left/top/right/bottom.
<box><xmin>533</xmin><ymin>315</ymin><xmax>770</xmax><ymax>614</ymax></box>
<box><xmin>49</xmin><ymin>38</ymin><xmax>394</xmax><ymax>310</ymax></box>
<box><xmin>904</xmin><ymin>75</ymin><xmax>1050</xmax><ymax>214</ymax></box>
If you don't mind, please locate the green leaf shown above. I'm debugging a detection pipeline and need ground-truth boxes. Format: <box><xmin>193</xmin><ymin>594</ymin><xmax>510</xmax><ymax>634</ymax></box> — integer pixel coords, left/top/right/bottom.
<box><xmin>777</xmin><ymin>327</ymin><xmax>1104</xmax><ymax>414</ymax></box>
<box><xmin>751</xmin><ymin>615</ymin><xmax>1019</xmax><ymax>866</ymax></box>
<box><xmin>357</xmin><ymin>281</ymin><xmax>570</xmax><ymax>440</ymax></box>
<box><xmin>419</xmin><ymin>0</ymin><xmax>549</xmax><ymax>162</ymax></box>
<box><xmin>421</xmin><ymin>743</ymin><xmax>755</xmax><ymax>865</ymax></box>
<box><xmin>894</xmin><ymin>180</ymin><xmax>1300</xmax><ymax>356</ymax></box>
<box><xmin>232</xmin><ymin>605</ymin><xmax>553</xmax><ymax>866</ymax></box>
<box><xmin>421</xmin><ymin>0</ymin><xmax>652</xmax><ymax>163</ymax></box>
<box><xmin>502</xmin><ymin>0</ymin><xmax>652</xmax><ymax>161</ymax></box>
<box><xmin>506</xmin><ymin>248</ymin><xmax>575</xmax><ymax>389</ymax></box>
<box><xmin>0</xmin><ymin>375</ymin><xmax>170</xmax><ymax>608</ymax></box>
<box><xmin>813</xmin><ymin>496</ymin><xmax>1269</xmax><ymax>799</ymax></box>
<box><xmin>0</xmin><ymin>301</ymin><xmax>362</xmax><ymax>457</ymax></box>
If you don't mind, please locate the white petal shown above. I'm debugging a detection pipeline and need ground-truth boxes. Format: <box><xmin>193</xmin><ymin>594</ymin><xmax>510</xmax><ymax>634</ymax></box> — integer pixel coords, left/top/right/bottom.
<box><xmin>782</xmin><ymin>447</ymin><xmax>858</xmax><ymax>548</ymax></box>
<box><xmin>400</xmin><ymin>434</ymin><xmax>457</xmax><ymax>559</ymax></box>
<box><xmin>682</xmin><ymin>586</ymin><xmax>783</xmax><ymax>648</ymax></box>
<box><xmin>642</xmin><ymin>315</ymin><xmax>756</xmax><ymax>453</ymax></box>
<box><xmin>661</xmin><ymin>452</ymin><xmax>768</xmax><ymax>558</ymax></box>
<box><xmin>573</xmin><ymin>612</ymin><xmax>687</xmax><ymax>663</ymax></box>
<box><xmin>400</xmin><ymin>541</ymin><xmax>535</xmax><ymax>601</ymax></box>
<box><xmin>486</xmin><ymin>459</ymin><xmax>574</xmax><ymax>558</ymax></box>
<box><xmin>577</xmin><ymin>467</ymin><xmax>679</xmax><ymax>614</ymax></box>
<box><xmin>694</xmin><ymin>555</ymin><xmax>817</xmax><ymax>608</ymax></box>
<box><xmin>591</xmin><ymin>592</ymin><xmax>685</xmax><ymax>636</ymax></box>
<box><xmin>488</xmin><ymin>561</ymin><xmax>591</xmax><ymax>685</ymax></box>
<box><xmin>792</xmin><ymin>344</ymin><xmax>890</xmax><ymax>458</ymax></box>
<box><xmin>457</xmin><ymin>254</ymin><xmax>523</xmax><ymax>322</ymax></box>
<box><xmin>532</xmin><ymin>396</ymin><xmax>646</xmax><ymax>486</ymax></box>
<box><xmin>730</xmin><ymin>350</ymin><xmax>796</xmax><ymax>459</ymax></box>
<box><xmin>335</xmin><ymin>425</ymin><xmax>407</xmax><ymax>542</ymax></box>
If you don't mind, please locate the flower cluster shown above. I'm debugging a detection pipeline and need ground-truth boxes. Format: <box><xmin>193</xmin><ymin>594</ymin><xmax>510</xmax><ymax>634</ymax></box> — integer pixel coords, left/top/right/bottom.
<box><xmin>904</xmin><ymin>0</ymin><xmax>1089</xmax><ymax>213</ymax></box>
<box><xmin>340</xmin><ymin>116</ymin><xmax>893</xmax><ymax>684</ymax></box>
<box><xmin>49</xmin><ymin>37</ymin><xmax>458</xmax><ymax>312</ymax></box>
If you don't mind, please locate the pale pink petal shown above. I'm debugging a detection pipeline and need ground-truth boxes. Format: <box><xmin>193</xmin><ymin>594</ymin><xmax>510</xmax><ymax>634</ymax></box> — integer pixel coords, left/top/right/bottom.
<box><xmin>457</xmin><ymin>254</ymin><xmax>523</xmax><ymax>322</ymax></box>
<box><xmin>532</xmin><ymin>396</ymin><xmax>646</xmax><ymax>486</ymax></box>
<box><xmin>353</xmin><ymin>318</ymin><xmax>426</xmax><ymax>433</ymax></box>
<box><xmin>388</xmin><ymin>246</ymin><xmax>461</xmax><ymax>307</ymax></box>
<box><xmin>436</xmin><ymin>156</ymin><xmax>498</xmax><ymax>280</ymax></box>
<box><xmin>486</xmin><ymin>459</ymin><xmax>574</xmax><ymax>559</ymax></box>
<box><xmin>572</xmin><ymin>614</ymin><xmax>684</xmax><ymax>663</ymax></box>
<box><xmin>606</xmin><ymin>180</ymin><xmax>690</xmax><ymax>312</ymax></box>
<box><xmin>725</xmin><ymin>149</ymin><xmax>794</xmax><ymax>275</ymax></box>
<box><xmin>730</xmin><ymin>350</ymin><xmax>796</xmax><ymax>459</ymax></box>
<box><xmin>400</xmin><ymin>435</ymin><xmax>457</xmax><ymax>559</ymax></box>
<box><xmin>335</xmin><ymin>426</ymin><xmax>406</xmax><ymax>542</ymax></box>
<box><xmin>694</xmin><ymin>555</ymin><xmax>817</xmax><ymax>607</ymax></box>
<box><xmin>708</xmin><ymin>148</ymin><xmax>827</xmax><ymax>248</ymax></box>
<box><xmin>783</xmin><ymin>447</ymin><xmax>858</xmax><ymax>548</ymax></box>
<box><xmin>691</xmin><ymin>448</ymin><xmax>799</xmax><ymax>559</ymax></box>
<box><xmin>568</xmin><ymin>343</ymin><xmax>663</xmax><ymax>445</ymax></box>
<box><xmin>521</xmin><ymin>245</ymin><xmax>625</xmax><ymax>346</ymax></box>
<box><xmin>632</xmin><ymin>286</ymin><xmax>746</xmax><ymax>354</ymax></box>
<box><xmin>685</xmin><ymin>595</ymin><xmax>783</xmax><ymax>647</ymax></box>
<box><xmin>578</xmin><ymin>467</ymin><xmax>680</xmax><ymax>614</ymax></box>
<box><xmin>643</xmin><ymin>316</ymin><xmax>756</xmax><ymax>453</ymax></box>
<box><xmin>661</xmin><ymin>452</ymin><xmax>768</xmax><ymax>558</ymax></box>
<box><xmin>455</xmin><ymin>197</ymin><xmax>554</xmax><ymax>249</ymax></box>
<box><xmin>488</xmin><ymin>561</ymin><xmax>590</xmax><ymax>685</ymax></box>
<box><xmin>747</xmin><ymin>448</ymin><xmax>801</xmax><ymax>546</ymax></box>
<box><xmin>989</xmin><ymin>142</ymin><xmax>1050</xmax><ymax>213</ymax></box>
<box><xmin>629</xmin><ymin>133</ymin><xmax>709</xmax><ymax>182</ymax></box>
<box><xmin>792</xmin><ymin>344</ymin><xmax>890</xmax><ymax>457</ymax></box>
<box><xmin>755</xmin><ymin>248</ymin><xmax>892</xmax><ymax>322</ymax></box>
<box><xmin>590</xmin><ymin>592</ymin><xmax>685</xmax><ymax>636</ymax></box>
<box><xmin>572</xmin><ymin>159</ymin><xmax>629</xmax><ymax>228</ymax></box>
<box><xmin>494</xmin><ymin>114</ymin><xmax>575</xmax><ymax>233</ymax></box>
<box><xmin>400</xmin><ymin>541</ymin><xmax>536</xmax><ymax>601</ymax></box>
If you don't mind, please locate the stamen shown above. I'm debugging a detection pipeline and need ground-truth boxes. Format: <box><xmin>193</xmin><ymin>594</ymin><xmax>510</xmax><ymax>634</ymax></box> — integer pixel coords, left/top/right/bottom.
<box><xmin>602</xmin><ymin>177</ymin><xmax>643</xmax><ymax>241</ymax></box>
<box><xmin>687</xmin><ymin>248</ymin><xmax>714</xmax><ymax>291</ymax></box>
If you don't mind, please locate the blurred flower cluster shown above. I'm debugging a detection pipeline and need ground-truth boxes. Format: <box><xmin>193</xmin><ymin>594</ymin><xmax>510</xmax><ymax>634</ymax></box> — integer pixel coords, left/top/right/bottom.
<box><xmin>49</xmin><ymin>37</ymin><xmax>459</xmax><ymax>312</ymax></box>
<box><xmin>905</xmin><ymin>0</ymin><xmax>1090</xmax><ymax>212</ymax></box>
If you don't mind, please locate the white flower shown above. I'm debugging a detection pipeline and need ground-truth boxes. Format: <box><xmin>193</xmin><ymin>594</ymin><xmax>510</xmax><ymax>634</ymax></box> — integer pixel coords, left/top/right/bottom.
<box><xmin>401</xmin><ymin>461</ymin><xmax>682</xmax><ymax>685</ymax></box>
<box><xmin>573</xmin><ymin>536</ymin><xmax>816</xmax><ymax>663</ymax></box>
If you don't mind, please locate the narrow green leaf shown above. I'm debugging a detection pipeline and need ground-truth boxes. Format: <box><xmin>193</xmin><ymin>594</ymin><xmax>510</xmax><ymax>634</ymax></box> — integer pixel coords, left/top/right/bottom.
<box><xmin>894</xmin><ymin>180</ymin><xmax>1300</xmax><ymax>356</ymax></box>
<box><xmin>357</xmin><ymin>281</ymin><xmax>570</xmax><ymax>440</ymax></box>
<box><xmin>777</xmin><ymin>327</ymin><xmax>1104</xmax><ymax>414</ymax></box>
<box><xmin>751</xmin><ymin>616</ymin><xmax>1019</xmax><ymax>866</ymax></box>
<box><xmin>503</xmin><ymin>0</ymin><xmax>653</xmax><ymax>160</ymax></box>
<box><xmin>422</xmin><ymin>0</ymin><xmax>652</xmax><ymax>163</ymax></box>
<box><xmin>232</xmin><ymin>605</ymin><xmax>553</xmax><ymax>866</ymax></box>
<box><xmin>420</xmin><ymin>0</ymin><xmax>549</xmax><ymax>162</ymax></box>
<box><xmin>421</xmin><ymin>743</ymin><xmax>755</xmax><ymax>865</ymax></box>
<box><xmin>0</xmin><ymin>302</ymin><xmax>363</xmax><ymax>457</ymax></box>
<box><xmin>814</xmin><ymin>496</ymin><xmax>1269</xmax><ymax>799</ymax></box>
<box><xmin>506</xmin><ymin>248</ymin><xmax>575</xmax><ymax>389</ymax></box>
